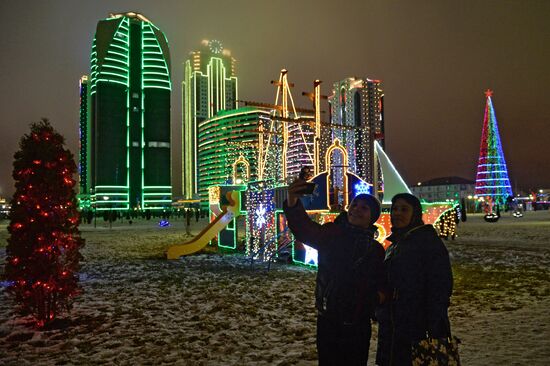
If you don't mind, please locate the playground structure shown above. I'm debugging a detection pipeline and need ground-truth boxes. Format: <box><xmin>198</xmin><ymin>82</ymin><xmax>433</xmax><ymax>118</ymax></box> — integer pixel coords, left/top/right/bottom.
<box><xmin>166</xmin><ymin>190</ymin><xmax>241</xmax><ymax>259</ymax></box>
<box><xmin>167</xmin><ymin>70</ymin><xmax>459</xmax><ymax>264</ymax></box>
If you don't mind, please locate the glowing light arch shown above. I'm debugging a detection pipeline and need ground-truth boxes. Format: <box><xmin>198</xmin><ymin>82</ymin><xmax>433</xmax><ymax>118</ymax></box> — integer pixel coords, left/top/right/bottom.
<box><xmin>324</xmin><ymin>138</ymin><xmax>350</xmax><ymax>210</ymax></box>
<box><xmin>232</xmin><ymin>155</ymin><xmax>251</xmax><ymax>183</ymax></box>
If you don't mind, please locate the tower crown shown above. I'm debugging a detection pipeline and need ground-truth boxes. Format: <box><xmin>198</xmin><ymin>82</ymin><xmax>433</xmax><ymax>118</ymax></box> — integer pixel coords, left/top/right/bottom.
<box><xmin>108</xmin><ymin>12</ymin><xmax>152</xmax><ymax>22</ymax></box>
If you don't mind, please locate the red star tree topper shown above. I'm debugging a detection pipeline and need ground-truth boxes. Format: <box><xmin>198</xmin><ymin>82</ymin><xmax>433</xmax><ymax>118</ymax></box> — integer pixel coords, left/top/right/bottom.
<box><xmin>4</xmin><ymin>119</ymin><xmax>85</xmax><ymax>327</ymax></box>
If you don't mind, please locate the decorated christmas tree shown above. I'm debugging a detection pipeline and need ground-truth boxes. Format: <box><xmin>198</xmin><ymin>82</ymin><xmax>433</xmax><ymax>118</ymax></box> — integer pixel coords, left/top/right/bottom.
<box><xmin>4</xmin><ymin>119</ymin><xmax>84</xmax><ymax>327</ymax></box>
<box><xmin>474</xmin><ymin>90</ymin><xmax>513</xmax><ymax>206</ymax></box>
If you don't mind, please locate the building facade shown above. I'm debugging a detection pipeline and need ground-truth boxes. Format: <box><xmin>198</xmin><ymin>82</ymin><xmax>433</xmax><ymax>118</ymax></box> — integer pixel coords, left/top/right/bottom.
<box><xmin>327</xmin><ymin>77</ymin><xmax>384</xmax><ymax>188</ymax></box>
<box><xmin>81</xmin><ymin>12</ymin><xmax>172</xmax><ymax>210</ymax></box>
<box><xmin>182</xmin><ymin>40</ymin><xmax>238</xmax><ymax>200</ymax></box>
<box><xmin>410</xmin><ymin>176</ymin><xmax>475</xmax><ymax>202</ymax></box>
<box><xmin>197</xmin><ymin>107</ymin><xmax>269</xmax><ymax>204</ymax></box>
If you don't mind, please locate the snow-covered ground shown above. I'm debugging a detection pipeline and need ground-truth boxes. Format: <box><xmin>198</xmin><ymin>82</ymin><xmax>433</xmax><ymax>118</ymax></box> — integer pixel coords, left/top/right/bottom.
<box><xmin>0</xmin><ymin>211</ymin><xmax>549</xmax><ymax>365</ymax></box>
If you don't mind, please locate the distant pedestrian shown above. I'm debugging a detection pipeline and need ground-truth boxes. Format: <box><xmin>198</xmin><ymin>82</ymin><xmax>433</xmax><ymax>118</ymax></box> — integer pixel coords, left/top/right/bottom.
<box><xmin>195</xmin><ymin>208</ymin><xmax>200</xmax><ymax>222</ymax></box>
<box><xmin>185</xmin><ymin>209</ymin><xmax>192</xmax><ymax>236</ymax></box>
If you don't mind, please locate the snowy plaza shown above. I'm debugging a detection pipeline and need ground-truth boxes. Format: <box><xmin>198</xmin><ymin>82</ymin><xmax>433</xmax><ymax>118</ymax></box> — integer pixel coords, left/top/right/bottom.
<box><xmin>1</xmin><ymin>211</ymin><xmax>549</xmax><ymax>365</ymax></box>
<box><xmin>1</xmin><ymin>2</ymin><xmax>550</xmax><ymax>365</ymax></box>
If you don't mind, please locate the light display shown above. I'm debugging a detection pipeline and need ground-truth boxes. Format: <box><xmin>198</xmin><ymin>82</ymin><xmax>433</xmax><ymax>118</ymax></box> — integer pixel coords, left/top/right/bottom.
<box><xmin>303</xmin><ymin>244</ymin><xmax>318</xmax><ymax>266</ymax></box>
<box><xmin>432</xmin><ymin>205</ymin><xmax>459</xmax><ymax>239</ymax></box>
<box><xmin>174</xmin><ymin>69</ymin><xmax>458</xmax><ymax>267</ymax></box>
<box><xmin>255</xmin><ymin>203</ymin><xmax>267</xmax><ymax>228</ymax></box>
<box><xmin>87</xmin><ymin>13</ymin><xmax>172</xmax><ymax>211</ymax></box>
<box><xmin>327</xmin><ymin>78</ymin><xmax>384</xmax><ymax>188</ymax></box>
<box><xmin>474</xmin><ymin>89</ymin><xmax>513</xmax><ymax>206</ymax></box>
<box><xmin>158</xmin><ymin>219</ymin><xmax>170</xmax><ymax>227</ymax></box>
<box><xmin>182</xmin><ymin>40</ymin><xmax>238</xmax><ymax>201</ymax></box>
<box><xmin>374</xmin><ymin>141</ymin><xmax>411</xmax><ymax>204</ymax></box>
<box><xmin>5</xmin><ymin>120</ymin><xmax>84</xmax><ymax>327</ymax></box>
<box><xmin>231</xmin><ymin>155</ymin><xmax>252</xmax><ymax>183</ymax></box>
<box><xmin>196</xmin><ymin>108</ymin><xmax>265</xmax><ymax>205</ymax></box>
<box><xmin>354</xmin><ymin>181</ymin><xmax>372</xmax><ymax>196</ymax></box>
<box><xmin>245</xmin><ymin>182</ymin><xmax>276</xmax><ymax>260</ymax></box>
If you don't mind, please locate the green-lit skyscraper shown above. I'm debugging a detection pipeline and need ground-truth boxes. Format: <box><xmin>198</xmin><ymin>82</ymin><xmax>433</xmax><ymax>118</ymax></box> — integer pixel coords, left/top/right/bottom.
<box><xmin>82</xmin><ymin>12</ymin><xmax>172</xmax><ymax>210</ymax></box>
<box><xmin>78</xmin><ymin>75</ymin><xmax>91</xmax><ymax>208</ymax></box>
<box><xmin>182</xmin><ymin>40</ymin><xmax>238</xmax><ymax>201</ymax></box>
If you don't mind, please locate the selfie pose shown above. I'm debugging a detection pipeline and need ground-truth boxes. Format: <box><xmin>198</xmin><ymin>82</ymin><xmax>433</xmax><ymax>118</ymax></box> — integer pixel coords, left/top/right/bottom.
<box><xmin>284</xmin><ymin>178</ymin><xmax>387</xmax><ymax>365</ymax></box>
<box><xmin>375</xmin><ymin>193</ymin><xmax>453</xmax><ymax>366</ymax></box>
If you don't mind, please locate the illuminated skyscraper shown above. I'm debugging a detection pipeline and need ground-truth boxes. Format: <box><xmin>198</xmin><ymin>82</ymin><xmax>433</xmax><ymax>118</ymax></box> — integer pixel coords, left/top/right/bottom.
<box><xmin>327</xmin><ymin>78</ymin><xmax>384</xmax><ymax>188</ymax></box>
<box><xmin>182</xmin><ymin>40</ymin><xmax>238</xmax><ymax>200</ymax></box>
<box><xmin>78</xmin><ymin>75</ymin><xmax>91</xmax><ymax>208</ymax></box>
<box><xmin>198</xmin><ymin>107</ymin><xmax>267</xmax><ymax>203</ymax></box>
<box><xmin>85</xmin><ymin>12</ymin><xmax>172</xmax><ymax>210</ymax></box>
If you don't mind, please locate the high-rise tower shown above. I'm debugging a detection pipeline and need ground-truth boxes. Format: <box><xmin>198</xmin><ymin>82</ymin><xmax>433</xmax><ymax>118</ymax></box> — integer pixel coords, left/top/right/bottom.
<box><xmin>85</xmin><ymin>12</ymin><xmax>172</xmax><ymax>211</ymax></box>
<box><xmin>78</xmin><ymin>75</ymin><xmax>91</xmax><ymax>208</ymax></box>
<box><xmin>327</xmin><ymin>78</ymin><xmax>384</xmax><ymax>188</ymax></box>
<box><xmin>182</xmin><ymin>40</ymin><xmax>238</xmax><ymax>200</ymax></box>
<box><xmin>474</xmin><ymin>89</ymin><xmax>513</xmax><ymax>205</ymax></box>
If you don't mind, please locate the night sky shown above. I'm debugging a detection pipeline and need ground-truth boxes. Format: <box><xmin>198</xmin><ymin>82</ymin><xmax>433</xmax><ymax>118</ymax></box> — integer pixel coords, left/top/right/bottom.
<box><xmin>1</xmin><ymin>0</ymin><xmax>549</xmax><ymax>199</ymax></box>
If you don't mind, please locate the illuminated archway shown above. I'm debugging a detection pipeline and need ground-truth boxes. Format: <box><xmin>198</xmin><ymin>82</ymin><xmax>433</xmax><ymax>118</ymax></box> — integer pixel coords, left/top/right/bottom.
<box><xmin>324</xmin><ymin>139</ymin><xmax>350</xmax><ymax>210</ymax></box>
<box><xmin>232</xmin><ymin>155</ymin><xmax>250</xmax><ymax>184</ymax></box>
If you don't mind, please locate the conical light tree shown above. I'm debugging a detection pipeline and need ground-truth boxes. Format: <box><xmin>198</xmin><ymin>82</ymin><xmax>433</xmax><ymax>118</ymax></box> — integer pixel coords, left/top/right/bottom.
<box><xmin>474</xmin><ymin>90</ymin><xmax>513</xmax><ymax>206</ymax></box>
<box><xmin>4</xmin><ymin>119</ymin><xmax>84</xmax><ymax>327</ymax></box>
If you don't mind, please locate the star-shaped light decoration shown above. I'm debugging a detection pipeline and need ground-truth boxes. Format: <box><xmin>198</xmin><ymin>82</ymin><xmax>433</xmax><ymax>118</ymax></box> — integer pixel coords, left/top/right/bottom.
<box><xmin>484</xmin><ymin>89</ymin><xmax>493</xmax><ymax>98</ymax></box>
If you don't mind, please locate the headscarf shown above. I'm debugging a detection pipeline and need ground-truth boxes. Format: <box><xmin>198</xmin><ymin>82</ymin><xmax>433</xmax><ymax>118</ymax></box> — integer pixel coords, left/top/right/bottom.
<box><xmin>388</xmin><ymin>193</ymin><xmax>424</xmax><ymax>241</ymax></box>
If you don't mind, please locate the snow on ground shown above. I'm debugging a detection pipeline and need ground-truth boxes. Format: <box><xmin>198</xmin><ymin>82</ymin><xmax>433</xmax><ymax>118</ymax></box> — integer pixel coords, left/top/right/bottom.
<box><xmin>0</xmin><ymin>211</ymin><xmax>549</xmax><ymax>365</ymax></box>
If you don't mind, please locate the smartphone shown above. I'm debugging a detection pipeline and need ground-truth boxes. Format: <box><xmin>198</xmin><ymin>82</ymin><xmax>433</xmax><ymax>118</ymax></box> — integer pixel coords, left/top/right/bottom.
<box><xmin>297</xmin><ymin>182</ymin><xmax>316</xmax><ymax>195</ymax></box>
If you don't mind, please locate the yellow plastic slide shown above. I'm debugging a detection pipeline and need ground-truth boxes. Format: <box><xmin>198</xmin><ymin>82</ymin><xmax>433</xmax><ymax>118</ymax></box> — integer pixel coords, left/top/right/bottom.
<box><xmin>166</xmin><ymin>191</ymin><xmax>241</xmax><ymax>259</ymax></box>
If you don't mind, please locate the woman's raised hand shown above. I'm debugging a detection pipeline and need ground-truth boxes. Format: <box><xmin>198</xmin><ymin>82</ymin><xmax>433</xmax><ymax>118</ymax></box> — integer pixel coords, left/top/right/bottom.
<box><xmin>287</xmin><ymin>179</ymin><xmax>309</xmax><ymax>207</ymax></box>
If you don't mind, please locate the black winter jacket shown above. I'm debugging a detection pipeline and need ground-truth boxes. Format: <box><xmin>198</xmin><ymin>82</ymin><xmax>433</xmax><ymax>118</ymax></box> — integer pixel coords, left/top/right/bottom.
<box><xmin>283</xmin><ymin>199</ymin><xmax>387</xmax><ymax>324</ymax></box>
<box><xmin>378</xmin><ymin>224</ymin><xmax>453</xmax><ymax>342</ymax></box>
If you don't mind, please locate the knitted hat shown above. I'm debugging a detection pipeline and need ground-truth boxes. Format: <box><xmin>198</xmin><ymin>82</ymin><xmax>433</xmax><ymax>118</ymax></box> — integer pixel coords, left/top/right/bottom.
<box><xmin>352</xmin><ymin>194</ymin><xmax>381</xmax><ymax>225</ymax></box>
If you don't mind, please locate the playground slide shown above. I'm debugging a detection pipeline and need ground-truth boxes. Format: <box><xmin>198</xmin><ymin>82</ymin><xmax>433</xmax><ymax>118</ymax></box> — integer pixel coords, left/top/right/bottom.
<box><xmin>166</xmin><ymin>191</ymin><xmax>241</xmax><ymax>259</ymax></box>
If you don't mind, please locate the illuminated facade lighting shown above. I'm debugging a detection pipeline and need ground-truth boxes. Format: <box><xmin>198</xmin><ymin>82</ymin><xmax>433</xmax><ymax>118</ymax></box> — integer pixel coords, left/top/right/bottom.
<box><xmin>327</xmin><ymin>77</ymin><xmax>384</xmax><ymax>193</ymax></box>
<box><xmin>82</xmin><ymin>12</ymin><xmax>172</xmax><ymax>211</ymax></box>
<box><xmin>197</xmin><ymin>107</ymin><xmax>267</xmax><ymax>204</ymax></box>
<box><xmin>182</xmin><ymin>40</ymin><xmax>238</xmax><ymax>201</ymax></box>
<box><xmin>78</xmin><ymin>76</ymin><xmax>90</xmax><ymax>209</ymax></box>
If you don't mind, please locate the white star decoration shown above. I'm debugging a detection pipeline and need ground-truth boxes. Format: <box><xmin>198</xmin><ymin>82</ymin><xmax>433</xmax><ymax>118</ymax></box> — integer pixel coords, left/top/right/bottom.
<box><xmin>255</xmin><ymin>203</ymin><xmax>267</xmax><ymax>228</ymax></box>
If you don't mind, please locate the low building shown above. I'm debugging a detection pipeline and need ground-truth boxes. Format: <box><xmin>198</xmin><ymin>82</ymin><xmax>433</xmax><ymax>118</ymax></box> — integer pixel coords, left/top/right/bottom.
<box><xmin>0</xmin><ymin>197</ymin><xmax>10</xmax><ymax>219</ymax></box>
<box><xmin>410</xmin><ymin>176</ymin><xmax>475</xmax><ymax>202</ymax></box>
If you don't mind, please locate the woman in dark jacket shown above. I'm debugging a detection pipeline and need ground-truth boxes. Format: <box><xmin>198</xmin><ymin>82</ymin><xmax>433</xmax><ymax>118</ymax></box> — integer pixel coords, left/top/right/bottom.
<box><xmin>376</xmin><ymin>193</ymin><xmax>453</xmax><ymax>366</ymax></box>
<box><xmin>284</xmin><ymin>179</ymin><xmax>387</xmax><ymax>366</ymax></box>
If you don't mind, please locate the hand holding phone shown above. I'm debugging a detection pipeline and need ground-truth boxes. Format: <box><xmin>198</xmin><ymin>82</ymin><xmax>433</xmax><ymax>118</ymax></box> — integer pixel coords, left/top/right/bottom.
<box><xmin>295</xmin><ymin>182</ymin><xmax>316</xmax><ymax>195</ymax></box>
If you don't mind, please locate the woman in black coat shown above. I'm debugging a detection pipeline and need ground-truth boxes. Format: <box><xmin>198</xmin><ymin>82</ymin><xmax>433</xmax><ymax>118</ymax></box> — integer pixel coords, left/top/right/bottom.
<box><xmin>284</xmin><ymin>179</ymin><xmax>387</xmax><ymax>366</ymax></box>
<box><xmin>376</xmin><ymin>193</ymin><xmax>453</xmax><ymax>366</ymax></box>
